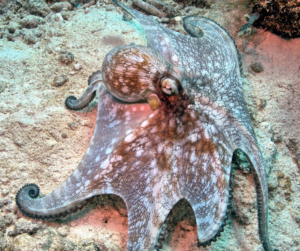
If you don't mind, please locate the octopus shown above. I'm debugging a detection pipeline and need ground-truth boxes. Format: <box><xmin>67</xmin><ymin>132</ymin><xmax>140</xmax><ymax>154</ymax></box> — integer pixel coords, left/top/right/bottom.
<box><xmin>16</xmin><ymin>1</ymin><xmax>277</xmax><ymax>250</ymax></box>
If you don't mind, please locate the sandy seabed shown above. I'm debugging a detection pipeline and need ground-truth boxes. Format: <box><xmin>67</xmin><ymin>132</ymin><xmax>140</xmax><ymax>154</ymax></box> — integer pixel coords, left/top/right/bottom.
<box><xmin>0</xmin><ymin>0</ymin><xmax>300</xmax><ymax>250</ymax></box>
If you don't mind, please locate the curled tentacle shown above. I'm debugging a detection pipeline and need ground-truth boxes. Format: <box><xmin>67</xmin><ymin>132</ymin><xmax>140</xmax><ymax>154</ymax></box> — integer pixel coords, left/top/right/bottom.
<box><xmin>16</xmin><ymin>183</ymin><xmax>93</xmax><ymax>220</ymax></box>
<box><xmin>182</xmin><ymin>16</ymin><xmax>204</xmax><ymax>38</ymax></box>
<box><xmin>65</xmin><ymin>71</ymin><xmax>102</xmax><ymax>110</ymax></box>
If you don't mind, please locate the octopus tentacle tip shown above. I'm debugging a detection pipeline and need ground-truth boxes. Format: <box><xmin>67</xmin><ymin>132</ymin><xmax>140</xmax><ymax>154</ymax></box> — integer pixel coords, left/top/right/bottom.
<box><xmin>65</xmin><ymin>95</ymin><xmax>80</xmax><ymax>110</ymax></box>
<box><xmin>16</xmin><ymin>183</ymin><xmax>40</xmax><ymax>200</ymax></box>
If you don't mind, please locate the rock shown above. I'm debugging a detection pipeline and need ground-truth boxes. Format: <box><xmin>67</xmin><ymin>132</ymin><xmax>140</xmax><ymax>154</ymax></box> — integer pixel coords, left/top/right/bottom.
<box><xmin>57</xmin><ymin>225</ymin><xmax>70</xmax><ymax>237</ymax></box>
<box><xmin>59</xmin><ymin>49</ymin><xmax>74</xmax><ymax>64</ymax></box>
<box><xmin>54</xmin><ymin>13</ymin><xmax>64</xmax><ymax>22</ymax></box>
<box><xmin>52</xmin><ymin>75</ymin><xmax>68</xmax><ymax>87</ymax></box>
<box><xmin>22</xmin><ymin>29</ymin><xmax>42</xmax><ymax>44</ymax></box>
<box><xmin>50</xmin><ymin>2</ymin><xmax>73</xmax><ymax>12</ymax></box>
<box><xmin>74</xmin><ymin>63</ymin><xmax>82</xmax><ymax>71</ymax></box>
<box><xmin>0</xmin><ymin>198</ymin><xmax>9</xmax><ymax>208</ymax></box>
<box><xmin>70</xmin><ymin>0</ymin><xmax>80</xmax><ymax>7</ymax></box>
<box><xmin>26</xmin><ymin>0</ymin><xmax>50</xmax><ymax>17</ymax></box>
<box><xmin>8</xmin><ymin>21</ymin><xmax>21</xmax><ymax>34</ymax></box>
<box><xmin>4</xmin><ymin>213</ymin><xmax>13</xmax><ymax>226</ymax></box>
<box><xmin>1</xmin><ymin>189</ymin><xmax>9</xmax><ymax>196</ymax></box>
<box><xmin>80</xmin><ymin>119</ymin><xmax>93</xmax><ymax>128</ymax></box>
<box><xmin>250</xmin><ymin>62</ymin><xmax>264</xmax><ymax>73</ymax></box>
<box><xmin>68</xmin><ymin>121</ymin><xmax>78</xmax><ymax>130</ymax></box>
<box><xmin>6</xmin><ymin>34</ymin><xmax>14</xmax><ymax>41</ymax></box>
<box><xmin>20</xmin><ymin>15</ymin><xmax>45</xmax><ymax>29</ymax></box>
<box><xmin>13</xmin><ymin>218</ymin><xmax>44</xmax><ymax>235</ymax></box>
<box><xmin>61</xmin><ymin>132</ymin><xmax>68</xmax><ymax>138</ymax></box>
<box><xmin>9</xmin><ymin>227</ymin><xmax>70</xmax><ymax>250</ymax></box>
<box><xmin>61</xmin><ymin>10</ymin><xmax>71</xmax><ymax>20</ymax></box>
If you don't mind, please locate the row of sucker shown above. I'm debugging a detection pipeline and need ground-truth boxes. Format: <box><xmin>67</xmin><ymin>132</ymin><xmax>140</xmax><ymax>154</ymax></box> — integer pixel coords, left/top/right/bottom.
<box><xmin>197</xmin><ymin>179</ymin><xmax>233</xmax><ymax>247</ymax></box>
<box><xmin>16</xmin><ymin>184</ymin><xmax>94</xmax><ymax>220</ymax></box>
<box><xmin>155</xmin><ymin>210</ymin><xmax>173</xmax><ymax>250</ymax></box>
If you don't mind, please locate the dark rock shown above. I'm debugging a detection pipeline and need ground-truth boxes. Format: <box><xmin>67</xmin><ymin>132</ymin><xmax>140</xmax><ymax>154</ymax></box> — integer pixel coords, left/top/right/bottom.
<box><xmin>61</xmin><ymin>132</ymin><xmax>68</xmax><ymax>138</ymax></box>
<box><xmin>50</xmin><ymin>2</ymin><xmax>73</xmax><ymax>12</ymax></box>
<box><xmin>8</xmin><ymin>21</ymin><xmax>21</xmax><ymax>34</ymax></box>
<box><xmin>68</xmin><ymin>121</ymin><xmax>78</xmax><ymax>130</ymax></box>
<box><xmin>13</xmin><ymin>218</ymin><xmax>44</xmax><ymax>235</ymax></box>
<box><xmin>70</xmin><ymin>0</ymin><xmax>80</xmax><ymax>8</ymax></box>
<box><xmin>0</xmin><ymin>198</ymin><xmax>9</xmax><ymax>208</ymax></box>
<box><xmin>23</xmin><ymin>29</ymin><xmax>41</xmax><ymax>44</ymax></box>
<box><xmin>4</xmin><ymin>213</ymin><xmax>13</xmax><ymax>225</ymax></box>
<box><xmin>52</xmin><ymin>75</ymin><xmax>68</xmax><ymax>87</ymax></box>
<box><xmin>26</xmin><ymin>0</ymin><xmax>50</xmax><ymax>17</ymax></box>
<box><xmin>250</xmin><ymin>62</ymin><xmax>264</xmax><ymax>73</ymax></box>
<box><xmin>59</xmin><ymin>50</ymin><xmax>74</xmax><ymax>64</ymax></box>
<box><xmin>20</xmin><ymin>15</ymin><xmax>45</xmax><ymax>29</ymax></box>
<box><xmin>6</xmin><ymin>33</ymin><xmax>14</xmax><ymax>41</ymax></box>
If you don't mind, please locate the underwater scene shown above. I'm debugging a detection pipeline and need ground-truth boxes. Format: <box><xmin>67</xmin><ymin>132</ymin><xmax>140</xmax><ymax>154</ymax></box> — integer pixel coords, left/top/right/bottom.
<box><xmin>0</xmin><ymin>0</ymin><xmax>300</xmax><ymax>250</ymax></box>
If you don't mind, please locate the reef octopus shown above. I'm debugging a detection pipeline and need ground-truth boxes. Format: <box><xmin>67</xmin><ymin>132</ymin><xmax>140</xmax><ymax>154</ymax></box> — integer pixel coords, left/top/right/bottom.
<box><xmin>16</xmin><ymin>0</ymin><xmax>276</xmax><ymax>250</ymax></box>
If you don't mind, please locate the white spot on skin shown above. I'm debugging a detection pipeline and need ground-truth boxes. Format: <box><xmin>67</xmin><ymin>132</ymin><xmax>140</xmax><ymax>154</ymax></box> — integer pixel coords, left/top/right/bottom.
<box><xmin>165</xmin><ymin>146</ymin><xmax>172</xmax><ymax>156</ymax></box>
<box><xmin>188</xmin><ymin>133</ymin><xmax>198</xmax><ymax>143</ymax></box>
<box><xmin>100</xmin><ymin>159</ymin><xmax>109</xmax><ymax>169</ymax></box>
<box><xmin>73</xmin><ymin>169</ymin><xmax>80</xmax><ymax>179</ymax></box>
<box><xmin>95</xmin><ymin>156</ymin><xmax>100</xmax><ymax>162</ymax></box>
<box><xmin>110</xmin><ymin>155</ymin><xmax>122</xmax><ymax>162</ymax></box>
<box><xmin>157</xmin><ymin>143</ymin><xmax>164</xmax><ymax>153</ymax></box>
<box><xmin>141</xmin><ymin>120</ymin><xmax>149</xmax><ymax>127</ymax></box>
<box><xmin>106</xmin><ymin>148</ymin><xmax>113</xmax><ymax>154</ymax></box>
<box><xmin>122</xmin><ymin>86</ymin><xmax>129</xmax><ymax>93</ymax></box>
<box><xmin>124</xmin><ymin>133</ymin><xmax>135</xmax><ymax>143</ymax></box>
<box><xmin>136</xmin><ymin>149</ymin><xmax>143</xmax><ymax>157</ymax></box>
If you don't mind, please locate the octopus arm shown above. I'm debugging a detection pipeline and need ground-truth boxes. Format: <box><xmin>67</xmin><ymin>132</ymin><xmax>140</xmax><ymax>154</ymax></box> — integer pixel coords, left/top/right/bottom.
<box><xmin>16</xmin><ymin>83</ymin><xmax>154</xmax><ymax>219</ymax></box>
<box><xmin>194</xmin><ymin>96</ymin><xmax>274</xmax><ymax>250</ymax></box>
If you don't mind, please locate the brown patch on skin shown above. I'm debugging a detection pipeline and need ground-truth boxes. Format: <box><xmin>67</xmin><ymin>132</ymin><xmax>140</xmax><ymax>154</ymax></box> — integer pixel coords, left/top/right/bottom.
<box><xmin>102</xmin><ymin>46</ymin><xmax>164</xmax><ymax>101</ymax></box>
<box><xmin>216</xmin><ymin>168</ymin><xmax>228</xmax><ymax>195</ymax></box>
<box><xmin>195</xmin><ymin>136</ymin><xmax>216</xmax><ymax>159</ymax></box>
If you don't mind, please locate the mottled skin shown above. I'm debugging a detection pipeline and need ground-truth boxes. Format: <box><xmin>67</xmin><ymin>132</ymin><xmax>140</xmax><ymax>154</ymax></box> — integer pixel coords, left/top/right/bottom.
<box><xmin>16</xmin><ymin>1</ymin><xmax>276</xmax><ymax>250</ymax></box>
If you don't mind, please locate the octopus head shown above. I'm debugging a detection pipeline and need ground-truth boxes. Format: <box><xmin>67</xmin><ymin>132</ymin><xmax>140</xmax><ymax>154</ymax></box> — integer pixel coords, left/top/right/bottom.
<box><xmin>101</xmin><ymin>44</ymin><xmax>184</xmax><ymax>110</ymax></box>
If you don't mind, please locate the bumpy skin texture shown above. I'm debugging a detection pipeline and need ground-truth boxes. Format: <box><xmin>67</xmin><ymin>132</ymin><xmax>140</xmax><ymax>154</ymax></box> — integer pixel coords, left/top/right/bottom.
<box><xmin>16</xmin><ymin>1</ymin><xmax>275</xmax><ymax>250</ymax></box>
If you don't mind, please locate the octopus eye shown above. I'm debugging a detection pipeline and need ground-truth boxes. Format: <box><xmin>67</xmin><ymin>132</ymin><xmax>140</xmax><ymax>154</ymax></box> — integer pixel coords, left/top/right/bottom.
<box><xmin>161</xmin><ymin>78</ymin><xmax>178</xmax><ymax>95</ymax></box>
